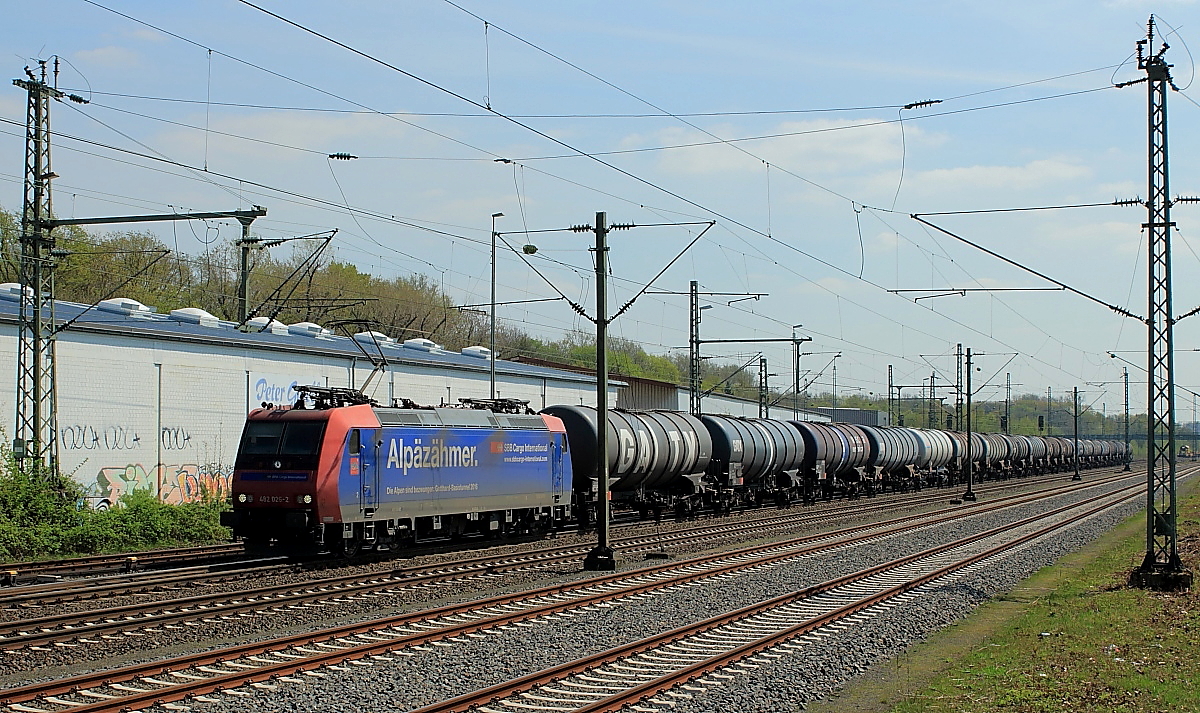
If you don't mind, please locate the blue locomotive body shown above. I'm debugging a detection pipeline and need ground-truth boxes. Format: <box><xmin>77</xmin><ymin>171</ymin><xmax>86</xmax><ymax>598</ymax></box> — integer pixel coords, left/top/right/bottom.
<box><xmin>227</xmin><ymin>396</ymin><xmax>573</xmax><ymax>554</ymax></box>
<box><xmin>336</xmin><ymin>423</ymin><xmax>571</xmax><ymax>524</ymax></box>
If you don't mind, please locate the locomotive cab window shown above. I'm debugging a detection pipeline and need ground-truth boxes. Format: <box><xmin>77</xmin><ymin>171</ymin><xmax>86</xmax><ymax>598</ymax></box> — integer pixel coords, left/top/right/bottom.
<box><xmin>241</xmin><ymin>422</ymin><xmax>284</xmax><ymax>454</ymax></box>
<box><xmin>349</xmin><ymin>429</ymin><xmax>361</xmax><ymax>455</ymax></box>
<box><xmin>281</xmin><ymin>422</ymin><xmax>325</xmax><ymax>455</ymax></box>
<box><xmin>240</xmin><ymin>421</ymin><xmax>325</xmax><ymax>456</ymax></box>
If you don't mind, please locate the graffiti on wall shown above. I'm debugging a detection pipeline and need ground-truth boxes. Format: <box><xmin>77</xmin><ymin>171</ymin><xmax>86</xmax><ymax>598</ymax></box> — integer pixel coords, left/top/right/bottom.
<box><xmin>62</xmin><ymin>424</ymin><xmax>198</xmax><ymax>452</ymax></box>
<box><xmin>160</xmin><ymin>427</ymin><xmax>193</xmax><ymax>450</ymax></box>
<box><xmin>57</xmin><ymin>419</ymin><xmax>232</xmax><ymax>506</ymax></box>
<box><xmin>91</xmin><ymin>462</ymin><xmax>234</xmax><ymax>506</ymax></box>
<box><xmin>61</xmin><ymin>424</ymin><xmax>142</xmax><ymax>451</ymax></box>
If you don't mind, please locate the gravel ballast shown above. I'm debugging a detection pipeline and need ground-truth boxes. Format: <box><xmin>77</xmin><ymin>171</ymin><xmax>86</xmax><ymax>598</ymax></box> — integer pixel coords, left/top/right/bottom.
<box><xmin>108</xmin><ymin>476</ymin><xmax>1149</xmax><ymax>713</ymax></box>
<box><xmin>0</xmin><ymin>476</ymin><xmax>1090</xmax><ymax>680</ymax></box>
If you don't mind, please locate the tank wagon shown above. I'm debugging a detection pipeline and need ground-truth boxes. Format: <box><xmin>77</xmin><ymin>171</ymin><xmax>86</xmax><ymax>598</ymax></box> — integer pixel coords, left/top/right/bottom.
<box><xmin>700</xmin><ymin>415</ymin><xmax>803</xmax><ymax>490</ymax></box>
<box><xmin>540</xmin><ymin>405</ymin><xmax>712</xmax><ymax>496</ymax></box>
<box><xmin>224</xmin><ymin>387</ymin><xmax>1131</xmax><ymax>553</ymax></box>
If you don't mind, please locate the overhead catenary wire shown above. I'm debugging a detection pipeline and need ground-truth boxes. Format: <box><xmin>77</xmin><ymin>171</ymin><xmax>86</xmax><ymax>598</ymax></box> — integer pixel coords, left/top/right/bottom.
<box><xmin>60</xmin><ymin>6</ymin><xmax>1123</xmax><ymax>360</ymax></box>
<box><xmin>0</xmin><ymin>115</ymin><xmax>1102</xmax><ymax>388</ymax></box>
<box><xmin>502</xmin><ymin>87</ymin><xmax>1116</xmax><ymax>164</ymax></box>
<box><xmin>231</xmin><ymin>0</ymin><xmax>866</xmax><ymax>239</ymax></box>
<box><xmin>0</xmin><ymin>117</ymin><xmax>711</xmax><ymax>298</ymax></box>
<box><xmin>60</xmin><ymin>58</ymin><xmax>1128</xmax><ymax>120</ymax></box>
<box><xmin>229</xmin><ymin>0</ymin><xmax>1120</xmax><ymax>269</ymax></box>
<box><xmin>7</xmin><ymin>109</ymin><xmax>892</xmax><ymax>372</ymax></box>
<box><xmin>706</xmin><ymin>215</ymin><xmax>1116</xmax><ymax>390</ymax></box>
<box><xmin>58</xmin><ymin>88</ymin><xmax>911</xmax><ymax>118</ymax></box>
<box><xmin>77</xmin><ymin>0</ymin><xmax>507</xmax><ymax>161</ymax></box>
<box><xmin>0</xmin><ymin>132</ymin><xmax>715</xmax><ymax>353</ymax></box>
<box><xmin>910</xmin><ymin>214</ymin><xmax>1144</xmax><ymax>322</ymax></box>
<box><xmin>325</xmin><ymin>157</ymin><xmax>443</xmax><ymax>272</ymax></box>
<box><xmin>914</xmin><ymin>199</ymin><xmax>1141</xmax><ymax>216</ymax></box>
<box><xmin>0</xmin><ymin>135</ymin><xmax>652</xmax><ymax>340</ymax></box>
<box><xmin>1</xmin><ymin>238</ymin><xmax>672</xmax><ymax>357</ymax></box>
<box><xmin>435</xmin><ymin>0</ymin><xmax>1115</xmax><ymax>219</ymax></box>
<box><xmin>870</xmin><ymin>207</ymin><xmax>1092</xmax><ymax>386</ymax></box>
<box><xmin>7</xmin><ymin>74</ymin><xmax>854</xmax><ymax>352</ymax></box>
<box><xmin>62</xmin><ymin>100</ymin><xmax>246</xmax><ymax>204</ymax></box>
<box><xmin>14</xmin><ymin>4</ymin><xmax>1128</xmax><ymax>388</ymax></box>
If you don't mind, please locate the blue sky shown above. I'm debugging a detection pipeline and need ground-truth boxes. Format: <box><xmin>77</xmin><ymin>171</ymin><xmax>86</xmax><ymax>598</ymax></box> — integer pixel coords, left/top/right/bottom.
<box><xmin>3</xmin><ymin>1</ymin><xmax>1200</xmax><ymax>417</ymax></box>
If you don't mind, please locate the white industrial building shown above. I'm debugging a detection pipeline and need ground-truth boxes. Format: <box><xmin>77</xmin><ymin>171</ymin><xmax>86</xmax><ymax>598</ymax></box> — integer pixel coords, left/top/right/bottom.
<box><xmin>511</xmin><ymin>357</ymin><xmax>833</xmax><ymax>422</ymax></box>
<box><xmin>0</xmin><ymin>286</ymin><xmax>831</xmax><ymax>508</ymax></box>
<box><xmin>0</xmin><ymin>288</ymin><xmax>613</xmax><ymax>507</ymax></box>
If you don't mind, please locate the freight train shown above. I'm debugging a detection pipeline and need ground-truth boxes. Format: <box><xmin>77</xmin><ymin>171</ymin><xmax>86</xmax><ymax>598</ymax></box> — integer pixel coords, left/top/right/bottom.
<box><xmin>223</xmin><ymin>386</ymin><xmax>1130</xmax><ymax>554</ymax></box>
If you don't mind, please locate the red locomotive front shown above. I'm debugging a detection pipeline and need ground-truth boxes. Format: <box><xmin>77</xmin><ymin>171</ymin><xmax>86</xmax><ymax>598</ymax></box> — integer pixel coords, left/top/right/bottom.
<box><xmin>225</xmin><ymin>403</ymin><xmax>378</xmax><ymax>548</ymax></box>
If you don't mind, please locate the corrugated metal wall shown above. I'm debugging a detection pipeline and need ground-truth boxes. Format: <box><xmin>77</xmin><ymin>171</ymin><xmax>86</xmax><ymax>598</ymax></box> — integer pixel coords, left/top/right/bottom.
<box><xmin>808</xmin><ymin>407</ymin><xmax>889</xmax><ymax>426</ymax></box>
<box><xmin>616</xmin><ymin>377</ymin><xmax>678</xmax><ymax>410</ymax></box>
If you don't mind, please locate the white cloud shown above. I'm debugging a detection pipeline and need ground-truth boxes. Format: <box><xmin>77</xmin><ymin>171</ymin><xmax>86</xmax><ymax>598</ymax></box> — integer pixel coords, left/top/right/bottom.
<box><xmin>794</xmin><ymin>275</ymin><xmax>852</xmax><ymax>295</ymax></box>
<box><xmin>125</xmin><ymin>28</ymin><xmax>168</xmax><ymax>44</ymax></box>
<box><xmin>1104</xmin><ymin>0</ymin><xmax>1194</xmax><ymax>6</ymax></box>
<box><xmin>1039</xmin><ymin>219</ymin><xmax>1141</xmax><ymax>254</ymax></box>
<box><xmin>911</xmin><ymin>159</ymin><xmax>1093</xmax><ymax>194</ymax></box>
<box><xmin>0</xmin><ymin>95</ymin><xmax>24</xmax><ymax>118</ymax></box>
<box><xmin>869</xmin><ymin>230</ymin><xmax>901</xmax><ymax>253</ymax></box>
<box><xmin>1095</xmin><ymin>180</ymin><xmax>1141</xmax><ymax>199</ymax></box>
<box><xmin>621</xmin><ymin>118</ymin><xmax>940</xmax><ymax>178</ymax></box>
<box><xmin>73</xmin><ymin>46</ymin><xmax>142</xmax><ymax>70</ymax></box>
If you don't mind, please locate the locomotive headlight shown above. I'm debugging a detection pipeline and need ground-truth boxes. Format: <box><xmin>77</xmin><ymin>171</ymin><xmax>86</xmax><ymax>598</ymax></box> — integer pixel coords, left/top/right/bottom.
<box><xmin>237</xmin><ymin>493</ymin><xmax>249</xmax><ymax>503</ymax></box>
<box><xmin>300</xmin><ymin>494</ymin><xmax>313</xmax><ymax>504</ymax></box>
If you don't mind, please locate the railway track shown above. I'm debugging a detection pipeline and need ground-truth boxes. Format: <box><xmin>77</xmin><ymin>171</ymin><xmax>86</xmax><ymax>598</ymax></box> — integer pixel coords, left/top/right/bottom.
<box><xmin>0</xmin><ymin>504</ymin><xmax>691</xmax><ymax>590</ymax></box>
<box><xmin>417</xmin><ymin>482</ymin><xmax>1141</xmax><ymax>713</ymax></box>
<box><xmin>1</xmin><ymin>466</ymin><xmax>1122</xmax><ymax>611</ymax></box>
<box><xmin>1</xmin><ymin>544</ymin><xmax>247</xmax><ymax>586</ymax></box>
<box><xmin>0</xmin><ymin>470</ymin><xmax>1129</xmax><ymax>651</ymax></box>
<box><xmin>0</xmin><ymin>468</ymin><xmax>1152</xmax><ymax>713</ymax></box>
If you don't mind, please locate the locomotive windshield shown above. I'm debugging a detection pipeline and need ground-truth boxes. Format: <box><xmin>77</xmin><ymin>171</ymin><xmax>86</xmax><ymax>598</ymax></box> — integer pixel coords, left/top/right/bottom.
<box><xmin>240</xmin><ymin>421</ymin><xmax>326</xmax><ymax>456</ymax></box>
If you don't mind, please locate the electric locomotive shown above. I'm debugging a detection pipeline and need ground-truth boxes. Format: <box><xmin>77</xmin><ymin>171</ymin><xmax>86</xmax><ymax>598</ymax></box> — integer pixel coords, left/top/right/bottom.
<box><xmin>223</xmin><ymin>386</ymin><xmax>571</xmax><ymax>554</ymax></box>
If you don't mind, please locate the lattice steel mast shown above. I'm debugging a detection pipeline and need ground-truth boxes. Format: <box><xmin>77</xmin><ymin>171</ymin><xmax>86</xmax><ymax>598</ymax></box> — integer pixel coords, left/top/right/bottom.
<box><xmin>955</xmin><ymin>343</ymin><xmax>963</xmax><ymax>430</ymax></box>
<box><xmin>1129</xmin><ymin>17</ymin><xmax>1192</xmax><ymax>589</ymax></box>
<box><xmin>13</xmin><ymin>62</ymin><xmax>64</xmax><ymax>475</ymax></box>
<box><xmin>689</xmin><ymin>280</ymin><xmax>701</xmax><ymax>416</ymax></box>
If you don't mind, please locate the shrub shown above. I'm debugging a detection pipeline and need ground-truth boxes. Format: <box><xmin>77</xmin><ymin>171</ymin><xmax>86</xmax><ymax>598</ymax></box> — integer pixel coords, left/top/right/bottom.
<box><xmin>0</xmin><ymin>459</ymin><xmax>82</xmax><ymax>560</ymax></box>
<box><xmin>0</xmin><ymin>454</ymin><xmax>231</xmax><ymax>561</ymax></box>
<box><xmin>58</xmin><ymin>490</ymin><xmax>230</xmax><ymax>555</ymax></box>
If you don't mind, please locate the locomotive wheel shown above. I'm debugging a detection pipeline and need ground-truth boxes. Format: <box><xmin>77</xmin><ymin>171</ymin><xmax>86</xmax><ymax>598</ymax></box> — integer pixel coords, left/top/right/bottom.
<box><xmin>335</xmin><ymin>538</ymin><xmax>362</xmax><ymax>558</ymax></box>
<box><xmin>241</xmin><ymin>536</ymin><xmax>273</xmax><ymax>553</ymax></box>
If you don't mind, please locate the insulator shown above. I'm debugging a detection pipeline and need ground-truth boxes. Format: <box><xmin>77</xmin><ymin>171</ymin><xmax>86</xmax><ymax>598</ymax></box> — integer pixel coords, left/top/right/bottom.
<box><xmin>328</xmin><ymin>152</ymin><xmax>358</xmax><ymax>160</ymax></box>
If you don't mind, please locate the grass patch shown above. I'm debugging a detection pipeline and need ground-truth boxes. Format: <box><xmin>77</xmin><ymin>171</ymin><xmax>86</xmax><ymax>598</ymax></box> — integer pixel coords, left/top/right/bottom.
<box><xmin>0</xmin><ymin>457</ymin><xmax>229</xmax><ymax>561</ymax></box>
<box><xmin>891</xmin><ymin>489</ymin><xmax>1200</xmax><ymax>713</ymax></box>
